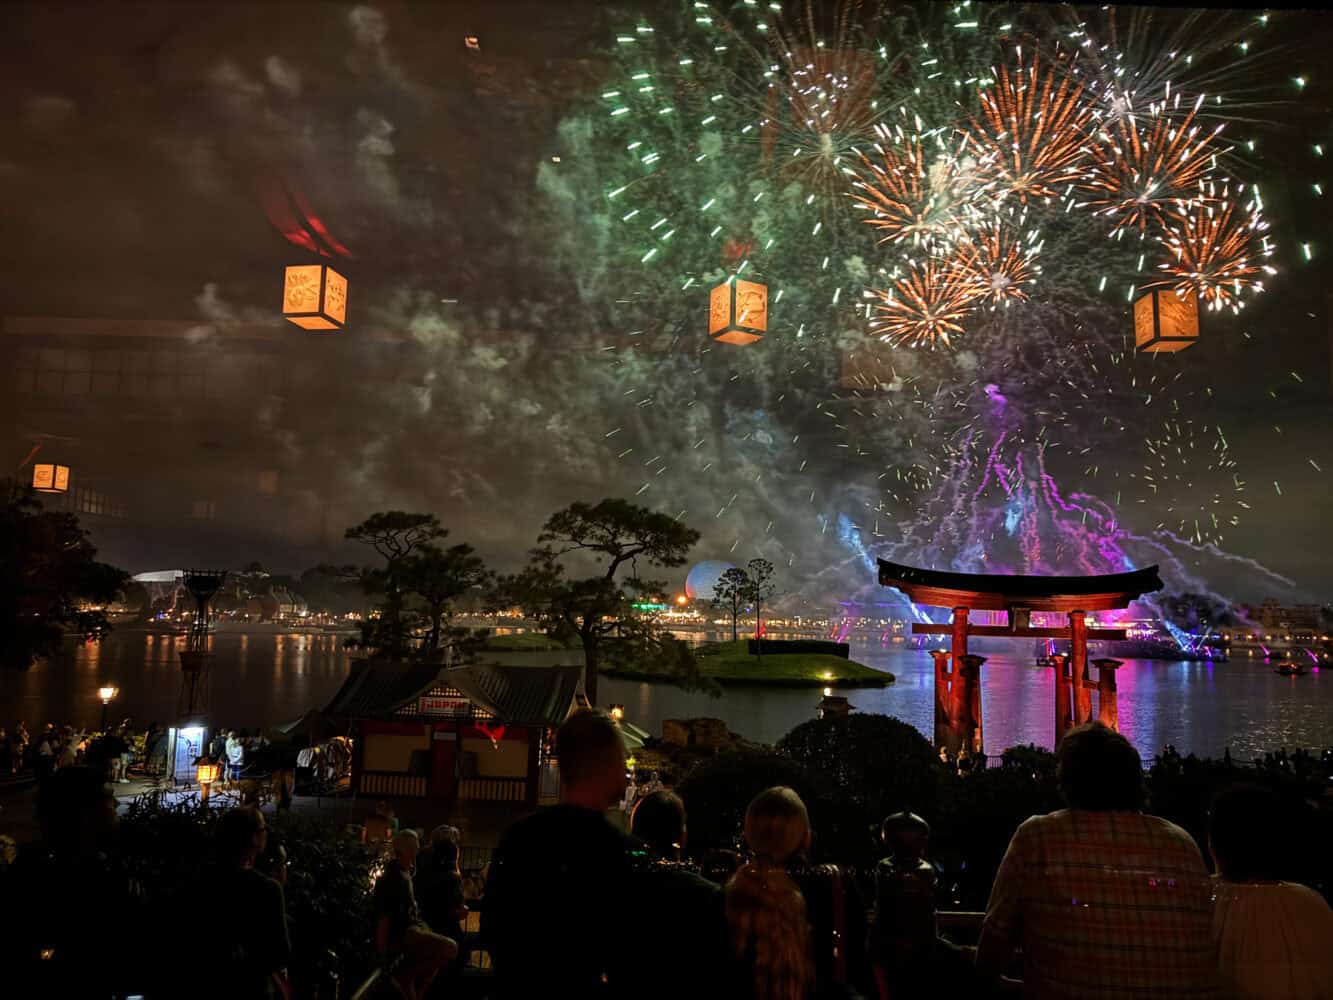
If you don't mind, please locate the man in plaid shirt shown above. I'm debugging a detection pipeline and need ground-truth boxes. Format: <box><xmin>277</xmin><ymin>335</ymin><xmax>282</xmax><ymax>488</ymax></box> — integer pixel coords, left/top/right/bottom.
<box><xmin>977</xmin><ymin>722</ymin><xmax>1218</xmax><ymax>998</ymax></box>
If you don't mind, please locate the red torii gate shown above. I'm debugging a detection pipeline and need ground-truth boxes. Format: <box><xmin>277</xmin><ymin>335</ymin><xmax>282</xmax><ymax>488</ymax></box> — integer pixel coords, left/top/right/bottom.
<box><xmin>878</xmin><ymin>560</ymin><xmax>1163</xmax><ymax>755</ymax></box>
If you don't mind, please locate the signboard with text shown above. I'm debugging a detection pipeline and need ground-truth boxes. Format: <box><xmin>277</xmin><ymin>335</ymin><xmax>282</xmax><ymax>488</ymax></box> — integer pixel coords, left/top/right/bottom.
<box><xmin>418</xmin><ymin>695</ymin><xmax>471</xmax><ymax>717</ymax></box>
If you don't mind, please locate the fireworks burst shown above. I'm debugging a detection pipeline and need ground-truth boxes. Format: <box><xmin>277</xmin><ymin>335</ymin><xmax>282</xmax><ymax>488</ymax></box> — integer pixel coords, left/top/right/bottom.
<box><xmin>869</xmin><ymin>258</ymin><xmax>983</xmax><ymax>348</ymax></box>
<box><xmin>1134</xmin><ymin>416</ymin><xmax>1247</xmax><ymax>546</ymax></box>
<box><xmin>955</xmin><ymin>218</ymin><xmax>1041</xmax><ymax>304</ymax></box>
<box><xmin>538</xmin><ymin>1</ymin><xmax>1297</xmax><ymax>586</ymax></box>
<box><xmin>1079</xmin><ymin>91</ymin><xmax>1223</xmax><ymax>235</ymax></box>
<box><xmin>851</xmin><ymin>124</ymin><xmax>974</xmax><ymax>247</ymax></box>
<box><xmin>1153</xmin><ymin>190</ymin><xmax>1273</xmax><ymax>311</ymax></box>
<box><xmin>971</xmin><ymin>49</ymin><xmax>1095</xmax><ymax>202</ymax></box>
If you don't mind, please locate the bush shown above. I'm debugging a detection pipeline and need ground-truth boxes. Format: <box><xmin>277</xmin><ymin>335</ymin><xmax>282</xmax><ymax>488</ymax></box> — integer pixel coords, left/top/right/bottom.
<box><xmin>930</xmin><ymin>763</ymin><xmax>1061</xmax><ymax>908</ymax></box>
<box><xmin>116</xmin><ymin>793</ymin><xmax>379</xmax><ymax>996</ymax></box>
<box><xmin>779</xmin><ymin>714</ymin><xmax>949</xmax><ymax>822</ymax></box>
<box><xmin>676</xmin><ymin>747</ymin><xmax>876</xmax><ymax>864</ymax></box>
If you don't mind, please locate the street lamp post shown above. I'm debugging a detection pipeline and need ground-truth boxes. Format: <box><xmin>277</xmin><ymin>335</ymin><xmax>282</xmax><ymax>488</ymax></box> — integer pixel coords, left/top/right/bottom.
<box><xmin>98</xmin><ymin>685</ymin><xmax>119</xmax><ymax>732</ymax></box>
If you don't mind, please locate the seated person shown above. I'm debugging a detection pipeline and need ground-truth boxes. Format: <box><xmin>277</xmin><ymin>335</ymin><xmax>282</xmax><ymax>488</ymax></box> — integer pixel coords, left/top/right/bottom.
<box><xmin>373</xmin><ymin>829</ymin><xmax>456</xmax><ymax>1000</ymax></box>
<box><xmin>977</xmin><ymin>722</ymin><xmax>1217</xmax><ymax>998</ymax></box>
<box><xmin>628</xmin><ymin>792</ymin><xmax>729</xmax><ymax>1000</ymax></box>
<box><xmin>1209</xmin><ymin>783</ymin><xmax>1333</xmax><ymax>1000</ymax></box>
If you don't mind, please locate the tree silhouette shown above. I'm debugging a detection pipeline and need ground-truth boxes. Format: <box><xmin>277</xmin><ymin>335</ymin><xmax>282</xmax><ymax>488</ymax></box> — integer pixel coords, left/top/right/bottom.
<box><xmin>1</xmin><ymin>486</ymin><xmax>127</xmax><ymax>670</ymax></box>
<box><xmin>345</xmin><ymin>512</ymin><xmax>445</xmax><ymax>660</ymax></box>
<box><xmin>506</xmin><ymin>498</ymin><xmax>699</xmax><ymax>704</ymax></box>
<box><xmin>401</xmin><ymin>542</ymin><xmax>490</xmax><ymax>660</ymax></box>
<box><xmin>746</xmin><ymin>558</ymin><xmax>776</xmax><ymax>658</ymax></box>
<box><xmin>712</xmin><ymin>566</ymin><xmax>750</xmax><ymax>643</ymax></box>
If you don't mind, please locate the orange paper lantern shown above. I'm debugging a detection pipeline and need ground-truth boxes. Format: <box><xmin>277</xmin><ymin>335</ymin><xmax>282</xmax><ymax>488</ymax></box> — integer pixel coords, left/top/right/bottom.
<box><xmin>32</xmin><ymin>463</ymin><xmax>70</xmax><ymax>494</ymax></box>
<box><xmin>1134</xmin><ymin>288</ymin><xmax>1198</xmax><ymax>353</ymax></box>
<box><xmin>709</xmin><ymin>278</ymin><xmax>768</xmax><ymax>345</ymax></box>
<box><xmin>283</xmin><ymin>264</ymin><xmax>348</xmax><ymax>330</ymax></box>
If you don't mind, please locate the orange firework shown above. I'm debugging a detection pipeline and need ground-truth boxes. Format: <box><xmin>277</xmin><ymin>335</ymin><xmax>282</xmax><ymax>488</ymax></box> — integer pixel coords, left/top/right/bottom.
<box><xmin>852</xmin><ymin>124</ymin><xmax>971</xmax><ymax>247</ymax></box>
<box><xmin>970</xmin><ymin>50</ymin><xmax>1094</xmax><ymax>202</ymax></box>
<box><xmin>1080</xmin><ymin>92</ymin><xmax>1224</xmax><ymax>235</ymax></box>
<box><xmin>1152</xmin><ymin>194</ymin><xmax>1271</xmax><ymax>311</ymax></box>
<box><xmin>956</xmin><ymin>220</ymin><xmax>1040</xmax><ymax>304</ymax></box>
<box><xmin>869</xmin><ymin>257</ymin><xmax>985</xmax><ymax>348</ymax></box>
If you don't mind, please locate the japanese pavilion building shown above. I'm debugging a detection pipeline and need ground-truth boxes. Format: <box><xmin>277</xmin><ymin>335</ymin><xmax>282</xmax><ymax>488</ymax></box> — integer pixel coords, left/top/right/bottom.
<box><xmin>878</xmin><ymin>559</ymin><xmax>1163</xmax><ymax>755</ymax></box>
<box><xmin>324</xmin><ymin>661</ymin><xmax>581</xmax><ymax>811</ymax></box>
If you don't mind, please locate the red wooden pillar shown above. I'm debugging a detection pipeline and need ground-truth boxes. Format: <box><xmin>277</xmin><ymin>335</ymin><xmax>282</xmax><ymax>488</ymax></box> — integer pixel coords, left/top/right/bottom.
<box><xmin>929</xmin><ymin>649</ymin><xmax>951</xmax><ymax>750</ymax></box>
<box><xmin>1069</xmin><ymin>610</ymin><xmax>1091</xmax><ymax>725</ymax></box>
<box><xmin>524</xmin><ymin>727</ymin><xmax>540</xmax><ymax>807</ymax></box>
<box><xmin>958</xmin><ymin>654</ymin><xmax>987</xmax><ymax>754</ymax></box>
<box><xmin>948</xmin><ymin>607</ymin><xmax>970</xmax><ymax>755</ymax></box>
<box><xmin>1093</xmin><ymin>658</ymin><xmax>1122</xmax><ymax>732</ymax></box>
<box><xmin>1051</xmin><ymin>653</ymin><xmax>1071</xmax><ymax>746</ymax></box>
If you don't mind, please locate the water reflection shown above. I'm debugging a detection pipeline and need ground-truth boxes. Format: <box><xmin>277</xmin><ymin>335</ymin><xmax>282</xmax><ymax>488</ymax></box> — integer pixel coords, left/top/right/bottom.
<box><xmin>1</xmin><ymin>632</ymin><xmax>1328</xmax><ymax>760</ymax></box>
<box><xmin>0</xmin><ymin>631</ymin><xmax>355</xmax><ymax>732</ymax></box>
<box><xmin>603</xmin><ymin>640</ymin><xmax>1331</xmax><ymax>760</ymax></box>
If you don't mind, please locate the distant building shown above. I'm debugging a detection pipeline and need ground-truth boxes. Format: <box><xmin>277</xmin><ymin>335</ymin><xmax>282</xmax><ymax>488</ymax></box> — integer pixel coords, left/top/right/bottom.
<box><xmin>1244</xmin><ymin>598</ymin><xmax>1322</xmax><ymax>632</ymax></box>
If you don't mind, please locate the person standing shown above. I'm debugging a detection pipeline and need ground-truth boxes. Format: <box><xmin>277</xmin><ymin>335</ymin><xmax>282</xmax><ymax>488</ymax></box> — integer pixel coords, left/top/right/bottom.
<box><xmin>484</xmin><ymin>710</ymin><xmax>633</xmax><ymax>999</ymax></box>
<box><xmin>1208</xmin><ymin>784</ymin><xmax>1333</xmax><ymax>999</ymax></box>
<box><xmin>373</xmin><ymin>829</ymin><xmax>456</xmax><ymax>1000</ymax></box>
<box><xmin>207</xmin><ymin>806</ymin><xmax>291</xmax><ymax>999</ymax></box>
<box><xmin>415</xmin><ymin>828</ymin><xmax>470</xmax><ymax>973</ymax></box>
<box><xmin>34</xmin><ymin>726</ymin><xmax>55</xmax><ymax>780</ymax></box>
<box><xmin>725</xmin><ymin>787</ymin><xmax>815</xmax><ymax>1000</ymax></box>
<box><xmin>225</xmin><ymin>730</ymin><xmax>246</xmax><ymax>785</ymax></box>
<box><xmin>0</xmin><ymin>767</ymin><xmax>140</xmax><ymax>993</ymax></box>
<box><xmin>13</xmin><ymin>722</ymin><xmax>30</xmax><ymax>774</ymax></box>
<box><xmin>977</xmin><ymin>721</ymin><xmax>1218</xmax><ymax>998</ymax></box>
<box><xmin>628</xmin><ymin>791</ymin><xmax>730</xmax><ymax>1000</ymax></box>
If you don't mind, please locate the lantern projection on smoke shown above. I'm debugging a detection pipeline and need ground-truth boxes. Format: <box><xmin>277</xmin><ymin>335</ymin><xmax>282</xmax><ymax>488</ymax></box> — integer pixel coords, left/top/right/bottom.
<box><xmin>31</xmin><ymin>463</ymin><xmax>70</xmax><ymax>494</ymax></box>
<box><xmin>1134</xmin><ymin>288</ymin><xmax>1199</xmax><ymax>353</ymax></box>
<box><xmin>282</xmin><ymin>264</ymin><xmax>348</xmax><ymax>330</ymax></box>
<box><xmin>708</xmin><ymin>278</ymin><xmax>768</xmax><ymax>345</ymax></box>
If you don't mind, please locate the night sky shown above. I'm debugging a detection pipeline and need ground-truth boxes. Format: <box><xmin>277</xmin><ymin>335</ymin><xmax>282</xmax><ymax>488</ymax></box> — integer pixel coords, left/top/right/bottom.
<box><xmin>2</xmin><ymin>1</ymin><xmax>1331</xmax><ymax>605</ymax></box>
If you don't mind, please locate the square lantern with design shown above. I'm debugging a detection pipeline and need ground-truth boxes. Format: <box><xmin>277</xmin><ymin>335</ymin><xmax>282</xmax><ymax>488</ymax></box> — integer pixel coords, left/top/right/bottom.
<box><xmin>32</xmin><ymin>463</ymin><xmax>70</xmax><ymax>494</ymax></box>
<box><xmin>1134</xmin><ymin>288</ymin><xmax>1198</xmax><ymax>353</ymax></box>
<box><xmin>709</xmin><ymin>278</ymin><xmax>768</xmax><ymax>345</ymax></box>
<box><xmin>282</xmin><ymin>264</ymin><xmax>348</xmax><ymax>331</ymax></box>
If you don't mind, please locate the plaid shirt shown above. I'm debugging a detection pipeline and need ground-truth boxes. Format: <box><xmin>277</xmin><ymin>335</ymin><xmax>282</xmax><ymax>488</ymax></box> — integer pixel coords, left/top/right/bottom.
<box><xmin>979</xmin><ymin>809</ymin><xmax>1218</xmax><ymax>999</ymax></box>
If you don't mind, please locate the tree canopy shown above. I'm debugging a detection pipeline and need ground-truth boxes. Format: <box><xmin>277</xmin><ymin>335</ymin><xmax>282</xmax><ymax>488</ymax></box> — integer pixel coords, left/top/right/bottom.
<box><xmin>508</xmin><ymin>498</ymin><xmax>701</xmax><ymax>704</ymax></box>
<box><xmin>712</xmin><ymin>566</ymin><xmax>750</xmax><ymax>643</ymax></box>
<box><xmin>1</xmin><ymin>487</ymin><xmax>128</xmax><ymax>670</ymax></box>
<box><xmin>345</xmin><ymin>512</ymin><xmax>488</xmax><ymax>662</ymax></box>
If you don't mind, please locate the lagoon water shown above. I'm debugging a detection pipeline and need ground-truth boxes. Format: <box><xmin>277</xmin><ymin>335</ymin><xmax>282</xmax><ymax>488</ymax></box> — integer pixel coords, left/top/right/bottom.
<box><xmin>3</xmin><ymin>631</ymin><xmax>1330</xmax><ymax>761</ymax></box>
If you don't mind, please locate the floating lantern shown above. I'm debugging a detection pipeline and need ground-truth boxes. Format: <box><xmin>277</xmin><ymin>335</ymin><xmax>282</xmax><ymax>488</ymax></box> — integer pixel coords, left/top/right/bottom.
<box><xmin>709</xmin><ymin>277</ymin><xmax>768</xmax><ymax>345</ymax></box>
<box><xmin>32</xmin><ymin>463</ymin><xmax>70</xmax><ymax>494</ymax></box>
<box><xmin>282</xmin><ymin>264</ymin><xmax>348</xmax><ymax>330</ymax></box>
<box><xmin>1134</xmin><ymin>288</ymin><xmax>1198</xmax><ymax>353</ymax></box>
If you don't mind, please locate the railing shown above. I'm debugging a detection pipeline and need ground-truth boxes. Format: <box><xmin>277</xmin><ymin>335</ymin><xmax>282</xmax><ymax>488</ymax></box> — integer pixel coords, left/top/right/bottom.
<box><xmin>360</xmin><ymin>770</ymin><xmax>427</xmax><ymax>798</ymax></box>
<box><xmin>458</xmin><ymin>776</ymin><xmax>527</xmax><ymax>802</ymax></box>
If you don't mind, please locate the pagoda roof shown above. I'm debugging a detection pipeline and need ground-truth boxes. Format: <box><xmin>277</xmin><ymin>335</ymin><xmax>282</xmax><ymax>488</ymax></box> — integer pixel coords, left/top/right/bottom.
<box><xmin>878</xmin><ymin>560</ymin><xmax>1162</xmax><ymax>613</ymax></box>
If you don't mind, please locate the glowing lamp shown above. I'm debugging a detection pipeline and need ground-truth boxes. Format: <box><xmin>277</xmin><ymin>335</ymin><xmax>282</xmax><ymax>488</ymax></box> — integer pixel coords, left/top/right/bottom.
<box><xmin>98</xmin><ymin>685</ymin><xmax>119</xmax><ymax>705</ymax></box>
<box><xmin>32</xmin><ymin>463</ymin><xmax>70</xmax><ymax>494</ymax></box>
<box><xmin>608</xmin><ymin>704</ymin><xmax>625</xmax><ymax>722</ymax></box>
<box><xmin>675</xmin><ymin>595</ymin><xmax>688</xmax><ymax>606</ymax></box>
<box><xmin>709</xmin><ymin>277</ymin><xmax>767</xmax><ymax>345</ymax></box>
<box><xmin>625</xmin><ymin>755</ymin><xmax>638</xmax><ymax>771</ymax></box>
<box><xmin>1134</xmin><ymin>288</ymin><xmax>1198</xmax><ymax>353</ymax></box>
<box><xmin>195</xmin><ymin>758</ymin><xmax>221</xmax><ymax>787</ymax></box>
<box><xmin>283</xmin><ymin>264</ymin><xmax>348</xmax><ymax>331</ymax></box>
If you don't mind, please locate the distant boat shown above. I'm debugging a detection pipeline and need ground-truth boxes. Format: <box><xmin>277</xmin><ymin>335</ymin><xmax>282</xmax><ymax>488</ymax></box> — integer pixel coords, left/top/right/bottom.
<box><xmin>1274</xmin><ymin>661</ymin><xmax>1308</xmax><ymax>677</ymax></box>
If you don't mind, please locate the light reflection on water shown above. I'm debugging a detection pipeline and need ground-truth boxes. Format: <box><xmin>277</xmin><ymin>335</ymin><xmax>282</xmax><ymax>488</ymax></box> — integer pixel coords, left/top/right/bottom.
<box><xmin>1</xmin><ymin>632</ymin><xmax>1328</xmax><ymax>759</ymax></box>
<box><xmin>603</xmin><ymin>637</ymin><xmax>1332</xmax><ymax>760</ymax></box>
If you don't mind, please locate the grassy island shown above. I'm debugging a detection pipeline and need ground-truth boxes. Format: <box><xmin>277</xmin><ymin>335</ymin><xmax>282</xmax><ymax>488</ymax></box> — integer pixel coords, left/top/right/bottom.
<box><xmin>603</xmin><ymin>639</ymin><xmax>894</xmax><ymax>688</ymax></box>
<box><xmin>481</xmin><ymin>631</ymin><xmax>574</xmax><ymax>652</ymax></box>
